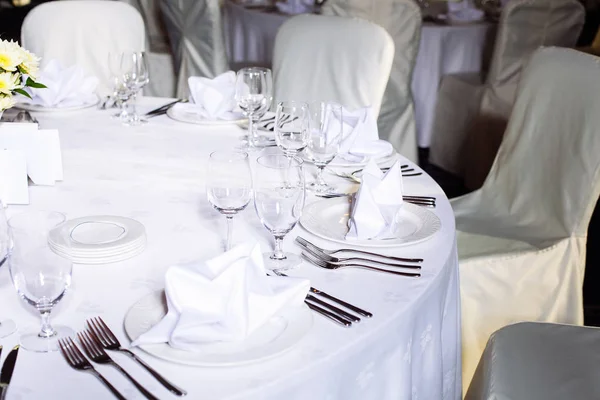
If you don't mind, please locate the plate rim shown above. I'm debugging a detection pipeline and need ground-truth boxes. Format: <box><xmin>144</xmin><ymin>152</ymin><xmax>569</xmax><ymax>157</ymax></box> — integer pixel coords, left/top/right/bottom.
<box><xmin>15</xmin><ymin>96</ymin><xmax>99</xmax><ymax>112</ymax></box>
<box><xmin>166</xmin><ymin>105</ymin><xmax>247</xmax><ymax>126</ymax></box>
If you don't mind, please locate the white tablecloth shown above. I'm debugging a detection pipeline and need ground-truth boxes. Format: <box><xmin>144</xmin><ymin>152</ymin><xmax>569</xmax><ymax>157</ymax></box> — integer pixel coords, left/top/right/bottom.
<box><xmin>0</xmin><ymin>97</ymin><xmax>460</xmax><ymax>400</ymax></box>
<box><xmin>224</xmin><ymin>3</ymin><xmax>494</xmax><ymax>148</ymax></box>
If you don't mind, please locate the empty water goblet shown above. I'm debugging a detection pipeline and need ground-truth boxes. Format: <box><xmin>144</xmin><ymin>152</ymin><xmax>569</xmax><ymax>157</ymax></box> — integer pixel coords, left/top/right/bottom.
<box><xmin>121</xmin><ymin>51</ymin><xmax>150</xmax><ymax>126</ymax></box>
<box><xmin>254</xmin><ymin>154</ymin><xmax>305</xmax><ymax>270</ymax></box>
<box><xmin>0</xmin><ymin>200</ymin><xmax>16</xmax><ymax>338</ymax></box>
<box><xmin>235</xmin><ymin>68</ymin><xmax>271</xmax><ymax>148</ymax></box>
<box><xmin>275</xmin><ymin>101</ymin><xmax>310</xmax><ymax>159</ymax></box>
<box><xmin>305</xmin><ymin>102</ymin><xmax>343</xmax><ymax>193</ymax></box>
<box><xmin>206</xmin><ymin>151</ymin><xmax>253</xmax><ymax>251</ymax></box>
<box><xmin>8</xmin><ymin>211</ymin><xmax>74</xmax><ymax>352</ymax></box>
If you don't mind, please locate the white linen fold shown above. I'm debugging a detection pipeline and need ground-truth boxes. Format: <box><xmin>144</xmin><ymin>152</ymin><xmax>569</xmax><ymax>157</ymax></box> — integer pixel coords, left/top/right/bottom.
<box><xmin>346</xmin><ymin>160</ymin><xmax>404</xmax><ymax>240</ymax></box>
<box><xmin>132</xmin><ymin>243</ymin><xmax>310</xmax><ymax>350</ymax></box>
<box><xmin>20</xmin><ymin>59</ymin><xmax>98</xmax><ymax>108</ymax></box>
<box><xmin>173</xmin><ymin>71</ymin><xmax>240</xmax><ymax>120</ymax></box>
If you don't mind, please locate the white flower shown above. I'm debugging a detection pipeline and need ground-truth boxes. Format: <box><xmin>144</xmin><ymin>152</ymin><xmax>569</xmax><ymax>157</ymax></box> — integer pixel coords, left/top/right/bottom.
<box><xmin>0</xmin><ymin>40</ymin><xmax>24</xmax><ymax>72</ymax></box>
<box><xmin>19</xmin><ymin>47</ymin><xmax>40</xmax><ymax>79</ymax></box>
<box><xmin>0</xmin><ymin>95</ymin><xmax>15</xmax><ymax>111</ymax></box>
<box><xmin>0</xmin><ymin>72</ymin><xmax>19</xmax><ymax>95</ymax></box>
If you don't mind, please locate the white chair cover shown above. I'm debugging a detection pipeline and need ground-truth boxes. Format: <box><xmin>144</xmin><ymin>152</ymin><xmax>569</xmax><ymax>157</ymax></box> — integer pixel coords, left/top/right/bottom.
<box><xmin>321</xmin><ymin>0</ymin><xmax>421</xmax><ymax>162</ymax></box>
<box><xmin>451</xmin><ymin>47</ymin><xmax>600</xmax><ymax>391</ymax></box>
<box><xmin>273</xmin><ymin>14</ymin><xmax>394</xmax><ymax>120</ymax></box>
<box><xmin>21</xmin><ymin>0</ymin><xmax>145</xmax><ymax>97</ymax></box>
<box><xmin>429</xmin><ymin>0</ymin><xmax>584</xmax><ymax>179</ymax></box>
<box><xmin>160</xmin><ymin>0</ymin><xmax>229</xmax><ymax>98</ymax></box>
<box><xmin>466</xmin><ymin>322</ymin><xmax>600</xmax><ymax>400</ymax></box>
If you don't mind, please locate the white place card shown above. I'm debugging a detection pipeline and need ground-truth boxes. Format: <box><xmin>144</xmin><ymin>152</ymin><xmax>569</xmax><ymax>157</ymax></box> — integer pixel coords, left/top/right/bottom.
<box><xmin>0</xmin><ymin>149</ymin><xmax>29</xmax><ymax>205</ymax></box>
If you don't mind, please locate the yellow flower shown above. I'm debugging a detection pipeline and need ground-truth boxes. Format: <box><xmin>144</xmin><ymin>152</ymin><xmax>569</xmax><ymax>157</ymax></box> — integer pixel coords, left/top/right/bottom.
<box><xmin>19</xmin><ymin>47</ymin><xmax>40</xmax><ymax>79</ymax></box>
<box><xmin>0</xmin><ymin>40</ymin><xmax>24</xmax><ymax>72</ymax></box>
<box><xmin>0</xmin><ymin>72</ymin><xmax>19</xmax><ymax>95</ymax></box>
<box><xmin>0</xmin><ymin>95</ymin><xmax>15</xmax><ymax>111</ymax></box>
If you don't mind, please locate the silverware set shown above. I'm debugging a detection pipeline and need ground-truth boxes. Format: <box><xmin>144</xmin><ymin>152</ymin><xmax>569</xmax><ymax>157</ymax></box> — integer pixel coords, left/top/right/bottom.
<box><xmin>295</xmin><ymin>236</ymin><xmax>422</xmax><ymax>277</ymax></box>
<box><xmin>328</xmin><ymin>164</ymin><xmax>423</xmax><ymax>181</ymax></box>
<box><xmin>0</xmin><ymin>345</ymin><xmax>19</xmax><ymax>400</ymax></box>
<box><xmin>144</xmin><ymin>99</ymin><xmax>187</xmax><ymax>118</ymax></box>
<box><xmin>58</xmin><ymin>317</ymin><xmax>186</xmax><ymax>399</ymax></box>
<box><xmin>272</xmin><ymin>271</ymin><xmax>371</xmax><ymax>328</ymax></box>
<box><xmin>316</xmin><ymin>191</ymin><xmax>436</xmax><ymax>207</ymax></box>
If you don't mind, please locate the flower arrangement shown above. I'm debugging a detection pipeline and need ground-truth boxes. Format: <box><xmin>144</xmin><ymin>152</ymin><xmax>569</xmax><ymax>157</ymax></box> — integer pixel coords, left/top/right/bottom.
<box><xmin>0</xmin><ymin>39</ymin><xmax>46</xmax><ymax>111</ymax></box>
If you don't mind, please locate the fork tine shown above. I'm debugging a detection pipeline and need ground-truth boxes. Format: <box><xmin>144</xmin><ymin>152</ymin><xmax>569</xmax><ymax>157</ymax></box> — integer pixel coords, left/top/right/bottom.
<box><xmin>85</xmin><ymin>330</ymin><xmax>108</xmax><ymax>355</ymax></box>
<box><xmin>67</xmin><ymin>337</ymin><xmax>86</xmax><ymax>364</ymax></box>
<box><xmin>58</xmin><ymin>339</ymin><xmax>75</xmax><ymax>367</ymax></box>
<box><xmin>88</xmin><ymin>318</ymin><xmax>111</xmax><ymax>347</ymax></box>
<box><xmin>97</xmin><ymin>317</ymin><xmax>119</xmax><ymax>344</ymax></box>
<box><xmin>77</xmin><ymin>332</ymin><xmax>94</xmax><ymax>359</ymax></box>
<box><xmin>87</xmin><ymin>324</ymin><xmax>109</xmax><ymax>348</ymax></box>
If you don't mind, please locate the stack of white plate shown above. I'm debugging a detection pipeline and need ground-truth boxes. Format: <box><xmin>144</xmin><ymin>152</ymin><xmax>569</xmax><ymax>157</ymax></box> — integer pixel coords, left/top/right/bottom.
<box><xmin>48</xmin><ymin>216</ymin><xmax>146</xmax><ymax>264</ymax></box>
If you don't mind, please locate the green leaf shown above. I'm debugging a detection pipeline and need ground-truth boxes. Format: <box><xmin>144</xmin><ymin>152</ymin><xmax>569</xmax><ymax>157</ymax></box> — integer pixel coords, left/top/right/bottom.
<box><xmin>13</xmin><ymin>88</ymin><xmax>32</xmax><ymax>99</ymax></box>
<box><xmin>25</xmin><ymin>77</ymin><xmax>46</xmax><ymax>89</ymax></box>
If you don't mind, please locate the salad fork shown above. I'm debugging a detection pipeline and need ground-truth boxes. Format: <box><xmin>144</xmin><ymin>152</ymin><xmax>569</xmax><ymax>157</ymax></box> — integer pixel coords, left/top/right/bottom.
<box><xmin>86</xmin><ymin>317</ymin><xmax>187</xmax><ymax>397</ymax></box>
<box><xmin>78</xmin><ymin>331</ymin><xmax>158</xmax><ymax>400</ymax></box>
<box><xmin>295</xmin><ymin>236</ymin><xmax>423</xmax><ymax>263</ymax></box>
<box><xmin>301</xmin><ymin>251</ymin><xmax>421</xmax><ymax>277</ymax></box>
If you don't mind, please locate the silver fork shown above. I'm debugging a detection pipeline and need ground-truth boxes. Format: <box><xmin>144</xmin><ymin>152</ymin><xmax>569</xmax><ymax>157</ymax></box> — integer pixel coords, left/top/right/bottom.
<box><xmin>86</xmin><ymin>317</ymin><xmax>187</xmax><ymax>397</ymax></box>
<box><xmin>302</xmin><ymin>251</ymin><xmax>421</xmax><ymax>277</ymax></box>
<box><xmin>78</xmin><ymin>331</ymin><xmax>158</xmax><ymax>400</ymax></box>
<box><xmin>58</xmin><ymin>337</ymin><xmax>126</xmax><ymax>400</ymax></box>
<box><xmin>298</xmin><ymin>240</ymin><xmax>422</xmax><ymax>270</ymax></box>
<box><xmin>296</xmin><ymin>236</ymin><xmax>423</xmax><ymax>263</ymax></box>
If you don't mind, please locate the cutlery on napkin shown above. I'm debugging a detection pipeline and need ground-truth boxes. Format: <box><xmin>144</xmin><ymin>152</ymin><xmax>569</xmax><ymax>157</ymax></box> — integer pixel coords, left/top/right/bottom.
<box><xmin>132</xmin><ymin>243</ymin><xmax>309</xmax><ymax>350</ymax></box>
<box><xmin>329</xmin><ymin>105</ymin><xmax>394</xmax><ymax>163</ymax></box>
<box><xmin>18</xmin><ymin>59</ymin><xmax>98</xmax><ymax>108</ymax></box>
<box><xmin>171</xmin><ymin>71</ymin><xmax>241</xmax><ymax>121</ymax></box>
<box><xmin>346</xmin><ymin>160</ymin><xmax>405</xmax><ymax>240</ymax></box>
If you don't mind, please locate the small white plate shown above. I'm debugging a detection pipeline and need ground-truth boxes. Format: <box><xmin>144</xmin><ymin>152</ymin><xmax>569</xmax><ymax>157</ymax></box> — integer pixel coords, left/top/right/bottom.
<box><xmin>167</xmin><ymin>106</ymin><xmax>247</xmax><ymax>125</ymax></box>
<box><xmin>125</xmin><ymin>291</ymin><xmax>313</xmax><ymax>367</ymax></box>
<box><xmin>300</xmin><ymin>197</ymin><xmax>441</xmax><ymax>247</ymax></box>
<box><xmin>15</xmin><ymin>97</ymin><xmax>99</xmax><ymax>112</ymax></box>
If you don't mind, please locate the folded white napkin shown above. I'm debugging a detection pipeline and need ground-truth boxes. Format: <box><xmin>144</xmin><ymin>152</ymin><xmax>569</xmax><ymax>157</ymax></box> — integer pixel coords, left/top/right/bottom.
<box><xmin>132</xmin><ymin>243</ymin><xmax>310</xmax><ymax>350</ymax></box>
<box><xmin>346</xmin><ymin>160</ymin><xmax>404</xmax><ymax>240</ymax></box>
<box><xmin>328</xmin><ymin>105</ymin><xmax>393</xmax><ymax>163</ymax></box>
<box><xmin>172</xmin><ymin>71</ymin><xmax>240</xmax><ymax>120</ymax></box>
<box><xmin>276</xmin><ymin>0</ymin><xmax>314</xmax><ymax>14</ymax></box>
<box><xmin>20</xmin><ymin>59</ymin><xmax>98</xmax><ymax>108</ymax></box>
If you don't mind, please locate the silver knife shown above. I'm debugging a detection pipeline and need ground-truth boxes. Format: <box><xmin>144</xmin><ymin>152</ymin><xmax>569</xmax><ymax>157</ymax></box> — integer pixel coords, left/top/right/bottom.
<box><xmin>0</xmin><ymin>345</ymin><xmax>19</xmax><ymax>400</ymax></box>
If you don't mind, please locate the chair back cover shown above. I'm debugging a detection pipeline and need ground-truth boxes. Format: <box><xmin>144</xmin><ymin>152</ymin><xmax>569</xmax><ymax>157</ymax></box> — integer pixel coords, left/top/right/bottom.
<box><xmin>160</xmin><ymin>0</ymin><xmax>229</xmax><ymax>98</ymax></box>
<box><xmin>123</xmin><ymin>0</ymin><xmax>170</xmax><ymax>53</ymax></box>
<box><xmin>454</xmin><ymin>47</ymin><xmax>600</xmax><ymax>245</ymax></box>
<box><xmin>273</xmin><ymin>14</ymin><xmax>394</xmax><ymax>117</ymax></box>
<box><xmin>20</xmin><ymin>0</ymin><xmax>145</xmax><ymax>97</ymax></box>
<box><xmin>481</xmin><ymin>0</ymin><xmax>584</xmax><ymax>118</ymax></box>
<box><xmin>321</xmin><ymin>0</ymin><xmax>421</xmax><ymax>162</ymax></box>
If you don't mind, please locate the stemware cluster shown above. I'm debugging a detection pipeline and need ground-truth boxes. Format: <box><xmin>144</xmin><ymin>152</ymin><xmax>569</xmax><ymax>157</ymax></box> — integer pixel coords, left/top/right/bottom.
<box><xmin>108</xmin><ymin>51</ymin><xmax>150</xmax><ymax>126</ymax></box>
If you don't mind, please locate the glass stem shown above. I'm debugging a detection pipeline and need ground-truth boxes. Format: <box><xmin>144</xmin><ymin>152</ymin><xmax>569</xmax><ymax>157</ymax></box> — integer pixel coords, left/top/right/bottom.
<box><xmin>251</xmin><ymin>115</ymin><xmax>260</xmax><ymax>145</ymax></box>
<box><xmin>316</xmin><ymin>166</ymin><xmax>327</xmax><ymax>187</ymax></box>
<box><xmin>271</xmin><ymin>235</ymin><xmax>287</xmax><ymax>260</ymax></box>
<box><xmin>38</xmin><ymin>311</ymin><xmax>56</xmax><ymax>339</ymax></box>
<box><xmin>225</xmin><ymin>215</ymin><xmax>234</xmax><ymax>251</ymax></box>
<box><xmin>129</xmin><ymin>92</ymin><xmax>138</xmax><ymax>121</ymax></box>
<box><xmin>247</xmin><ymin>114</ymin><xmax>255</xmax><ymax>147</ymax></box>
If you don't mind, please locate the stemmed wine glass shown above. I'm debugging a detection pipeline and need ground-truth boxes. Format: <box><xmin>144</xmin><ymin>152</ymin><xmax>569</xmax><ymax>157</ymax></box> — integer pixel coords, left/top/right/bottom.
<box><xmin>0</xmin><ymin>200</ymin><xmax>17</xmax><ymax>338</ymax></box>
<box><xmin>235</xmin><ymin>67</ymin><xmax>272</xmax><ymax>148</ymax></box>
<box><xmin>8</xmin><ymin>211</ymin><xmax>74</xmax><ymax>352</ymax></box>
<box><xmin>254</xmin><ymin>154</ymin><xmax>305</xmax><ymax>270</ymax></box>
<box><xmin>305</xmin><ymin>102</ymin><xmax>343</xmax><ymax>193</ymax></box>
<box><xmin>107</xmin><ymin>51</ymin><xmax>130</xmax><ymax>121</ymax></box>
<box><xmin>206</xmin><ymin>151</ymin><xmax>253</xmax><ymax>251</ymax></box>
<box><xmin>121</xmin><ymin>51</ymin><xmax>150</xmax><ymax>126</ymax></box>
<box><xmin>275</xmin><ymin>101</ymin><xmax>310</xmax><ymax>159</ymax></box>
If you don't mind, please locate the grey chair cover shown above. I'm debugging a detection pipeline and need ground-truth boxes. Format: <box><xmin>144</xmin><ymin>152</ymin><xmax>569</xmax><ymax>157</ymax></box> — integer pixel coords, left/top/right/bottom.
<box><xmin>321</xmin><ymin>0</ymin><xmax>422</xmax><ymax>162</ymax></box>
<box><xmin>160</xmin><ymin>0</ymin><xmax>229</xmax><ymax>98</ymax></box>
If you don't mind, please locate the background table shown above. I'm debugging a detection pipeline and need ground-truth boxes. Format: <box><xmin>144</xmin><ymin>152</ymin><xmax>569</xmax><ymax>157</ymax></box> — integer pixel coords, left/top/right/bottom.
<box><xmin>0</xmin><ymin>98</ymin><xmax>460</xmax><ymax>399</ymax></box>
<box><xmin>224</xmin><ymin>2</ymin><xmax>495</xmax><ymax>149</ymax></box>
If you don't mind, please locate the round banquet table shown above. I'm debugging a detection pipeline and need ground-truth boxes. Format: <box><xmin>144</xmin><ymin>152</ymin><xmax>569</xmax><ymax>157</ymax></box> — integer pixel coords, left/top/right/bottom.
<box><xmin>224</xmin><ymin>2</ymin><xmax>495</xmax><ymax>149</ymax></box>
<box><xmin>0</xmin><ymin>97</ymin><xmax>460</xmax><ymax>400</ymax></box>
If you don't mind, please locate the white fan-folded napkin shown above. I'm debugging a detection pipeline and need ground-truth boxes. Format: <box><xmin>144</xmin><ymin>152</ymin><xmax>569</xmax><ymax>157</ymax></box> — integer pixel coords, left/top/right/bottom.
<box><xmin>276</xmin><ymin>0</ymin><xmax>314</xmax><ymax>14</ymax></box>
<box><xmin>329</xmin><ymin>105</ymin><xmax>393</xmax><ymax>163</ymax></box>
<box><xmin>20</xmin><ymin>59</ymin><xmax>98</xmax><ymax>108</ymax></box>
<box><xmin>132</xmin><ymin>243</ymin><xmax>310</xmax><ymax>350</ymax></box>
<box><xmin>346</xmin><ymin>160</ymin><xmax>404</xmax><ymax>240</ymax></box>
<box><xmin>173</xmin><ymin>71</ymin><xmax>239</xmax><ymax>120</ymax></box>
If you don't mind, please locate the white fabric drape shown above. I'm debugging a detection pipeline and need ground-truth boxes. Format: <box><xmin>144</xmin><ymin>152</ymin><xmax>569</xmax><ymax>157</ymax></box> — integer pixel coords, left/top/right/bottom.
<box><xmin>451</xmin><ymin>47</ymin><xmax>600</xmax><ymax>391</ymax></box>
<box><xmin>429</xmin><ymin>0</ymin><xmax>584</xmax><ymax>182</ymax></box>
<box><xmin>160</xmin><ymin>0</ymin><xmax>229</xmax><ymax>98</ymax></box>
<box><xmin>466</xmin><ymin>322</ymin><xmax>600</xmax><ymax>400</ymax></box>
<box><xmin>20</xmin><ymin>0</ymin><xmax>145</xmax><ymax>97</ymax></box>
<box><xmin>321</xmin><ymin>0</ymin><xmax>422</xmax><ymax>163</ymax></box>
<box><xmin>273</xmin><ymin>14</ymin><xmax>394</xmax><ymax>119</ymax></box>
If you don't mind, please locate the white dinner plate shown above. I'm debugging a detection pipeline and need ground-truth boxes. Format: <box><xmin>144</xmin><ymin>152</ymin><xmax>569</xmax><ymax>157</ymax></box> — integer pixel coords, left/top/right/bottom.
<box><xmin>300</xmin><ymin>197</ymin><xmax>441</xmax><ymax>247</ymax></box>
<box><xmin>15</xmin><ymin>97</ymin><xmax>99</xmax><ymax>112</ymax></box>
<box><xmin>124</xmin><ymin>291</ymin><xmax>313</xmax><ymax>367</ymax></box>
<box><xmin>49</xmin><ymin>234</ymin><xmax>146</xmax><ymax>256</ymax></box>
<box><xmin>166</xmin><ymin>106</ymin><xmax>247</xmax><ymax>125</ymax></box>
<box><xmin>49</xmin><ymin>243</ymin><xmax>146</xmax><ymax>265</ymax></box>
